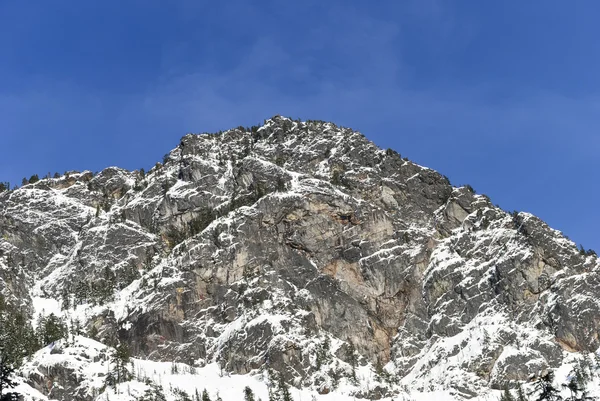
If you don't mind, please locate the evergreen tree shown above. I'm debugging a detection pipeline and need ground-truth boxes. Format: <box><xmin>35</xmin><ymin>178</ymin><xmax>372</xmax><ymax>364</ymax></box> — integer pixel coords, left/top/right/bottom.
<box><xmin>0</xmin><ymin>295</ymin><xmax>40</xmax><ymax>367</ymax></box>
<box><xmin>277</xmin><ymin>373</ymin><xmax>293</xmax><ymax>401</ymax></box>
<box><xmin>0</xmin><ymin>355</ymin><xmax>18</xmax><ymax>400</ymax></box>
<box><xmin>347</xmin><ymin>341</ymin><xmax>358</xmax><ymax>383</ymax></box>
<box><xmin>188</xmin><ymin>207</ymin><xmax>216</xmax><ymax>237</ymax></box>
<box><xmin>92</xmin><ymin>265</ymin><xmax>117</xmax><ymax>302</ymax></box>
<box><xmin>0</xmin><ymin>301</ymin><xmax>21</xmax><ymax>399</ymax></box>
<box><xmin>60</xmin><ymin>288</ymin><xmax>71</xmax><ymax>310</ymax></box>
<box><xmin>516</xmin><ymin>383</ymin><xmax>528</xmax><ymax>401</ymax></box>
<box><xmin>578</xmin><ymin>356</ymin><xmax>593</xmax><ymax>383</ymax></box>
<box><xmin>170</xmin><ymin>362</ymin><xmax>179</xmax><ymax>374</ymax></box>
<box><xmin>330</xmin><ymin>170</ymin><xmax>342</xmax><ymax>186</ymax></box>
<box><xmin>139</xmin><ymin>383</ymin><xmax>167</xmax><ymax>401</ymax></box>
<box><xmin>267</xmin><ymin>369</ymin><xmax>280</xmax><ymax>401</ymax></box>
<box><xmin>562</xmin><ymin>367</ymin><xmax>592</xmax><ymax>401</ymax></box>
<box><xmin>114</xmin><ymin>343</ymin><xmax>131</xmax><ymax>384</ymax></box>
<box><xmin>244</xmin><ymin>386</ymin><xmax>256</xmax><ymax>401</ymax></box>
<box><xmin>275</xmin><ymin>177</ymin><xmax>287</xmax><ymax>192</ymax></box>
<box><xmin>0</xmin><ymin>391</ymin><xmax>19</xmax><ymax>400</ymax></box>
<box><xmin>565</xmin><ymin>379</ymin><xmax>579</xmax><ymax>401</ymax></box>
<box><xmin>38</xmin><ymin>313</ymin><xmax>67</xmax><ymax>345</ymax></box>
<box><xmin>574</xmin><ymin>366</ymin><xmax>587</xmax><ymax>387</ymax></box>
<box><xmin>174</xmin><ymin>388</ymin><xmax>192</xmax><ymax>401</ymax></box>
<box><xmin>88</xmin><ymin>325</ymin><xmax>99</xmax><ymax>340</ymax></box>
<box><xmin>500</xmin><ymin>384</ymin><xmax>515</xmax><ymax>401</ymax></box>
<box><xmin>315</xmin><ymin>337</ymin><xmax>331</xmax><ymax>370</ymax></box>
<box><xmin>74</xmin><ymin>281</ymin><xmax>90</xmax><ymax>305</ymax></box>
<box><xmin>107</xmin><ymin>343</ymin><xmax>132</xmax><ymax>387</ymax></box>
<box><xmin>202</xmin><ymin>389</ymin><xmax>211</xmax><ymax>401</ymax></box>
<box><xmin>533</xmin><ymin>371</ymin><xmax>563</xmax><ymax>401</ymax></box>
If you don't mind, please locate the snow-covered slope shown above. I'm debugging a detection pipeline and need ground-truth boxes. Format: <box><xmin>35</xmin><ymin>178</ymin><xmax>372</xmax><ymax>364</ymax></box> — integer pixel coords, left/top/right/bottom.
<box><xmin>1</xmin><ymin>116</ymin><xmax>599</xmax><ymax>400</ymax></box>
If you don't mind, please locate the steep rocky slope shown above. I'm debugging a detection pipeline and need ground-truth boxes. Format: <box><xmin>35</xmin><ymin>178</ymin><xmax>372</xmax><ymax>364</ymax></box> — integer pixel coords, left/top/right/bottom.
<box><xmin>1</xmin><ymin>116</ymin><xmax>599</xmax><ymax>400</ymax></box>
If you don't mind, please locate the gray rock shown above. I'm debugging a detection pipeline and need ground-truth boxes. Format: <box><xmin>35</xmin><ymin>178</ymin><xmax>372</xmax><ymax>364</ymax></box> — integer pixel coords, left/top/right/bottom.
<box><xmin>3</xmin><ymin>116</ymin><xmax>599</xmax><ymax>399</ymax></box>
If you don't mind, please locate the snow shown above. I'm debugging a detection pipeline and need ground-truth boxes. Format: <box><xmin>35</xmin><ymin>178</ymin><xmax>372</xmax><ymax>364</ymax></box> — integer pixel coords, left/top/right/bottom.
<box><xmin>3</xmin><ymin>116</ymin><xmax>600</xmax><ymax>401</ymax></box>
<box><xmin>15</xmin><ymin>338</ymin><xmax>494</xmax><ymax>401</ymax></box>
<box><xmin>31</xmin><ymin>296</ymin><xmax>62</xmax><ymax>324</ymax></box>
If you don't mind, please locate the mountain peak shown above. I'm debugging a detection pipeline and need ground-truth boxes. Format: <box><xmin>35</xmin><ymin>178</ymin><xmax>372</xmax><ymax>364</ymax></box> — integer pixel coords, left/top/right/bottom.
<box><xmin>0</xmin><ymin>118</ymin><xmax>598</xmax><ymax>401</ymax></box>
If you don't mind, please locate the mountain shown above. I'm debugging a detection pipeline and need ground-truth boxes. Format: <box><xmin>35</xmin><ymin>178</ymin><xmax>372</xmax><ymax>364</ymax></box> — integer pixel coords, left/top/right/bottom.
<box><xmin>0</xmin><ymin>116</ymin><xmax>599</xmax><ymax>401</ymax></box>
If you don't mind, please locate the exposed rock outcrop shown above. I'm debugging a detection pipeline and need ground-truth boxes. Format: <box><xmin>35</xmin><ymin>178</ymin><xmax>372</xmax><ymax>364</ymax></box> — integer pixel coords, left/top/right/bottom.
<box><xmin>1</xmin><ymin>116</ymin><xmax>598</xmax><ymax>400</ymax></box>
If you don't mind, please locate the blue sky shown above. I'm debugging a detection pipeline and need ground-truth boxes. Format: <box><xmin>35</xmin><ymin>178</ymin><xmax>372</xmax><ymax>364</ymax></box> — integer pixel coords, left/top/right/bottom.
<box><xmin>1</xmin><ymin>1</ymin><xmax>598</xmax><ymax>251</ymax></box>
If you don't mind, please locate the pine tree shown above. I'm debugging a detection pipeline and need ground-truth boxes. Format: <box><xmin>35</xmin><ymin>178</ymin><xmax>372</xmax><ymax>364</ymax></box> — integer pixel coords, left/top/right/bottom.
<box><xmin>267</xmin><ymin>370</ymin><xmax>280</xmax><ymax>401</ymax></box>
<box><xmin>174</xmin><ymin>388</ymin><xmax>193</xmax><ymax>401</ymax></box>
<box><xmin>106</xmin><ymin>343</ymin><xmax>132</xmax><ymax>387</ymax></box>
<box><xmin>38</xmin><ymin>313</ymin><xmax>67</xmax><ymax>345</ymax></box>
<box><xmin>330</xmin><ymin>170</ymin><xmax>342</xmax><ymax>186</ymax></box>
<box><xmin>60</xmin><ymin>288</ymin><xmax>71</xmax><ymax>310</ymax></box>
<box><xmin>74</xmin><ymin>281</ymin><xmax>90</xmax><ymax>305</ymax></box>
<box><xmin>315</xmin><ymin>337</ymin><xmax>331</xmax><ymax>370</ymax></box>
<box><xmin>562</xmin><ymin>367</ymin><xmax>589</xmax><ymax>401</ymax></box>
<box><xmin>533</xmin><ymin>371</ymin><xmax>562</xmax><ymax>401</ymax></box>
<box><xmin>0</xmin><ymin>296</ymin><xmax>40</xmax><ymax>367</ymax></box>
<box><xmin>72</xmin><ymin>318</ymin><xmax>83</xmax><ymax>337</ymax></box>
<box><xmin>1</xmin><ymin>391</ymin><xmax>19</xmax><ymax>400</ymax></box>
<box><xmin>500</xmin><ymin>384</ymin><xmax>515</xmax><ymax>401</ymax></box>
<box><xmin>516</xmin><ymin>383</ymin><xmax>528</xmax><ymax>401</ymax></box>
<box><xmin>277</xmin><ymin>373</ymin><xmax>293</xmax><ymax>401</ymax></box>
<box><xmin>244</xmin><ymin>386</ymin><xmax>256</xmax><ymax>401</ymax></box>
<box><xmin>88</xmin><ymin>324</ymin><xmax>99</xmax><ymax>340</ymax></box>
<box><xmin>139</xmin><ymin>383</ymin><xmax>167</xmax><ymax>401</ymax></box>
<box><xmin>0</xmin><ymin>356</ymin><xmax>17</xmax><ymax>400</ymax></box>
<box><xmin>565</xmin><ymin>378</ymin><xmax>579</xmax><ymax>401</ymax></box>
<box><xmin>115</xmin><ymin>343</ymin><xmax>131</xmax><ymax>384</ymax></box>
<box><xmin>202</xmin><ymin>389</ymin><xmax>211</xmax><ymax>401</ymax></box>
<box><xmin>347</xmin><ymin>341</ymin><xmax>358</xmax><ymax>383</ymax></box>
<box><xmin>275</xmin><ymin>177</ymin><xmax>287</xmax><ymax>192</ymax></box>
<box><xmin>98</xmin><ymin>265</ymin><xmax>116</xmax><ymax>301</ymax></box>
<box><xmin>575</xmin><ymin>366</ymin><xmax>587</xmax><ymax>387</ymax></box>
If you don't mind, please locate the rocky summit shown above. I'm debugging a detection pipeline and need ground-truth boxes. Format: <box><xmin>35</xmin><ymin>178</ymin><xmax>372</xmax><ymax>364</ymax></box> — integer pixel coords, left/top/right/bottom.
<box><xmin>0</xmin><ymin>116</ymin><xmax>599</xmax><ymax>401</ymax></box>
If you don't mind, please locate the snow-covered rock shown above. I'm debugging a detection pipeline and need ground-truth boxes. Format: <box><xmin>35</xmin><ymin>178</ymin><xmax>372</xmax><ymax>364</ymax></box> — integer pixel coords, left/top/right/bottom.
<box><xmin>1</xmin><ymin>116</ymin><xmax>599</xmax><ymax>400</ymax></box>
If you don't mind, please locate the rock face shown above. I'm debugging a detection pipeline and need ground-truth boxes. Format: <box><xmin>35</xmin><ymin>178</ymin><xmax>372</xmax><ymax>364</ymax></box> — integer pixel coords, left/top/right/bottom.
<box><xmin>1</xmin><ymin>116</ymin><xmax>599</xmax><ymax>400</ymax></box>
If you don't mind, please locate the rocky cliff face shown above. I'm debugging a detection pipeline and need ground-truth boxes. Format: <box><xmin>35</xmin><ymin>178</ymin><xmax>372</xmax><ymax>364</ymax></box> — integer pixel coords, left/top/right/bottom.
<box><xmin>1</xmin><ymin>116</ymin><xmax>599</xmax><ymax>400</ymax></box>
